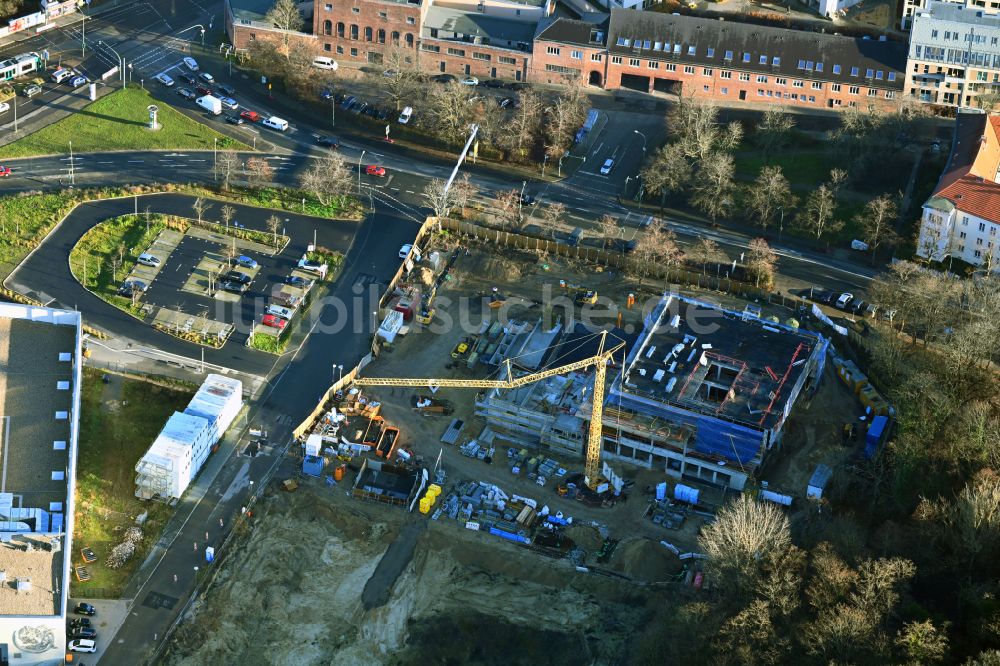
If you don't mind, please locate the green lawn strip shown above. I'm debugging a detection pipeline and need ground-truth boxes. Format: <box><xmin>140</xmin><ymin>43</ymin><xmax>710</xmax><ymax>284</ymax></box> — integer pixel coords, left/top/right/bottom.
<box><xmin>0</xmin><ymin>191</ymin><xmax>81</xmax><ymax>281</ymax></box>
<box><xmin>734</xmin><ymin>149</ymin><xmax>834</xmax><ymax>189</ymax></box>
<box><xmin>69</xmin><ymin>214</ymin><xmax>168</xmax><ymax>316</ymax></box>
<box><xmin>72</xmin><ymin>368</ymin><xmax>194</xmax><ymax>597</ymax></box>
<box><xmin>0</xmin><ymin>86</ymin><xmax>247</xmax><ymax>159</ymax></box>
<box><xmin>248</xmin><ymin>331</ymin><xmax>286</xmax><ymax>354</ymax></box>
<box><xmin>235</xmin><ymin>186</ymin><xmax>365</xmax><ymax>219</ymax></box>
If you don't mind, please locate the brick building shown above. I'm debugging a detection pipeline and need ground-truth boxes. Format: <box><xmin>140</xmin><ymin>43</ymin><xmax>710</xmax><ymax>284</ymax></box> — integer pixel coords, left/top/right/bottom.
<box><xmin>603</xmin><ymin>9</ymin><xmax>907</xmax><ymax>110</ymax></box>
<box><xmin>531</xmin><ymin>16</ymin><xmax>608</xmax><ymax>86</ymax></box>
<box><xmin>226</xmin><ymin>0</ymin><xmax>318</xmax><ymax>50</ymax></box>
<box><xmin>312</xmin><ymin>0</ymin><xmax>422</xmax><ymax>64</ymax></box>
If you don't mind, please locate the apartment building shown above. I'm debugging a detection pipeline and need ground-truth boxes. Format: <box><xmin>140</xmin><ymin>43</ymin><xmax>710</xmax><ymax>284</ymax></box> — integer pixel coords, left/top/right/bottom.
<box><xmin>902</xmin><ymin>0</ymin><xmax>999</xmax><ymax>30</ymax></box>
<box><xmin>917</xmin><ymin>111</ymin><xmax>1000</xmax><ymax>270</ymax></box>
<box><xmin>905</xmin><ymin>1</ymin><xmax>1000</xmax><ymax>109</ymax></box>
<box><xmin>601</xmin><ymin>9</ymin><xmax>906</xmax><ymax>110</ymax></box>
<box><xmin>531</xmin><ymin>16</ymin><xmax>608</xmax><ymax>86</ymax></box>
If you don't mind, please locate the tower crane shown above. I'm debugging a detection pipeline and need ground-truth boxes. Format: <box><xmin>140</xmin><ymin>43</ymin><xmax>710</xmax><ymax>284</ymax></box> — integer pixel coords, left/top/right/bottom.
<box><xmin>353</xmin><ymin>331</ymin><xmax>625</xmax><ymax>492</ymax></box>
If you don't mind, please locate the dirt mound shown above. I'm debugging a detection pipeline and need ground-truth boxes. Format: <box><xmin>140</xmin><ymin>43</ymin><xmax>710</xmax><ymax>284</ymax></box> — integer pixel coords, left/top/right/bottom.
<box><xmin>565</xmin><ymin>524</ymin><xmax>603</xmax><ymax>553</ymax></box>
<box><xmin>610</xmin><ymin>538</ymin><xmax>682</xmax><ymax>583</ymax></box>
<box><xmin>410</xmin><ymin>266</ymin><xmax>434</xmax><ymax>287</ymax></box>
<box><xmin>483</xmin><ymin>256</ymin><xmax>524</xmax><ymax>282</ymax></box>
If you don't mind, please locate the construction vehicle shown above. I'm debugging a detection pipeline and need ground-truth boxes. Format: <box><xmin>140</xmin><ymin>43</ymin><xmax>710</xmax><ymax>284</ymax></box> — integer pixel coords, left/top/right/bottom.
<box><xmin>411</xmin><ymin>395</ymin><xmax>454</xmax><ymax>415</ymax></box>
<box><xmin>353</xmin><ymin>331</ymin><xmax>624</xmax><ymax>492</ymax></box>
<box><xmin>416</xmin><ymin>305</ymin><xmax>435</xmax><ymax>325</ymax></box>
<box><xmin>574</xmin><ymin>290</ymin><xmax>598</xmax><ymax>306</ymax></box>
<box><xmin>451</xmin><ymin>337</ymin><xmax>472</xmax><ymax>358</ymax></box>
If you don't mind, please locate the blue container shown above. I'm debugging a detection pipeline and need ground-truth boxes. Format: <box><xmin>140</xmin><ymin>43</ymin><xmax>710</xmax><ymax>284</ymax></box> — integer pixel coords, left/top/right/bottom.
<box><xmin>864</xmin><ymin>415</ymin><xmax>889</xmax><ymax>459</ymax></box>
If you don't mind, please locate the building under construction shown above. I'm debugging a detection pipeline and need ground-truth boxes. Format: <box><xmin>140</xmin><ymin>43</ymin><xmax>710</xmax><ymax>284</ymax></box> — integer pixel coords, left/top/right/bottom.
<box><xmin>476</xmin><ymin>296</ymin><xmax>827</xmax><ymax>491</ymax></box>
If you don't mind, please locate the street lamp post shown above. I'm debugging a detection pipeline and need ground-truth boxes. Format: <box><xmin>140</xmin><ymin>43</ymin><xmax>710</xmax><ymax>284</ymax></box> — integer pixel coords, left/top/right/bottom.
<box><xmin>358</xmin><ymin>150</ymin><xmax>366</xmax><ymax>194</ymax></box>
<box><xmin>68</xmin><ymin>140</ymin><xmax>74</xmax><ymax>186</ymax></box>
<box><xmin>633</xmin><ymin>129</ymin><xmax>647</xmax><ymax>153</ymax></box>
<box><xmin>213</xmin><ymin>138</ymin><xmax>218</xmax><ymax>181</ymax></box>
<box><xmin>99</xmin><ymin>41</ymin><xmax>125</xmax><ymax>89</ymax></box>
<box><xmin>331</xmin><ymin>95</ymin><xmax>336</xmax><ymax>128</ymax></box>
<box><xmin>541</xmin><ymin>154</ymin><xmax>549</xmax><ymax>177</ymax></box>
<box><xmin>778</xmin><ymin>207</ymin><xmax>785</xmax><ymax>241</ymax></box>
<box><xmin>518</xmin><ymin>180</ymin><xmax>527</xmax><ymax>219</ymax></box>
<box><xmin>81</xmin><ymin>12</ymin><xmax>88</xmax><ymax>58</ymax></box>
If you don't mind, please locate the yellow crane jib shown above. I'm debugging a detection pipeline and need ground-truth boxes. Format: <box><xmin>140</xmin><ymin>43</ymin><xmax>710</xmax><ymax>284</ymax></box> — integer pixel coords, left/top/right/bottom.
<box><xmin>352</xmin><ymin>331</ymin><xmax>624</xmax><ymax>492</ymax></box>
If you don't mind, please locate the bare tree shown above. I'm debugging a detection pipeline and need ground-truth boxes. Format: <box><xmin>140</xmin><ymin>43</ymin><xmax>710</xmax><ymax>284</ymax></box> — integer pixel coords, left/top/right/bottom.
<box><xmin>746</xmin><ymin>237</ymin><xmax>778</xmax><ymax>289</ymax></box>
<box><xmin>631</xmin><ymin>226</ymin><xmax>683</xmax><ymax>286</ymax></box>
<box><xmin>699</xmin><ymin>494</ymin><xmax>792</xmax><ymax>598</ymax></box>
<box><xmin>451</xmin><ymin>173</ymin><xmax>477</xmax><ymax>218</ymax></box>
<box><xmin>428</xmin><ymin>81</ymin><xmax>474</xmax><ymax>144</ymax></box>
<box><xmin>756</xmin><ymin>107</ymin><xmax>796</xmax><ymax>159</ymax></box>
<box><xmin>473</xmin><ymin>99</ymin><xmax>507</xmax><ymax>155</ymax></box>
<box><xmin>192</xmin><ymin>197</ymin><xmax>210</xmax><ymax>224</ymax></box>
<box><xmin>503</xmin><ymin>90</ymin><xmax>542</xmax><ymax>158</ymax></box>
<box><xmin>543</xmin><ymin>87</ymin><xmax>588</xmax><ymax>161</ymax></box>
<box><xmin>378</xmin><ymin>43</ymin><xmax>420</xmax><ymax>111</ymax></box>
<box><xmin>598</xmin><ymin>214</ymin><xmax>620</xmax><ymax>249</ymax></box>
<box><xmin>693</xmin><ymin>237</ymin><xmax>722</xmax><ymax>275</ymax></box>
<box><xmin>493</xmin><ymin>189</ymin><xmax>523</xmax><ymax>229</ymax></box>
<box><xmin>642</xmin><ymin>143</ymin><xmax>692</xmax><ymax>208</ymax></box>
<box><xmin>670</xmin><ymin>94</ymin><xmax>743</xmax><ymax>160</ymax></box>
<box><xmin>220</xmin><ymin>204</ymin><xmax>236</xmax><ymax>230</ymax></box>
<box><xmin>895</xmin><ymin>620</ymin><xmax>949</xmax><ymax>664</ymax></box>
<box><xmin>298</xmin><ymin>154</ymin><xmax>350</xmax><ymax>205</ymax></box>
<box><xmin>422</xmin><ymin>178</ymin><xmax>454</xmax><ymax>224</ymax></box>
<box><xmin>745</xmin><ymin>165</ymin><xmax>795</xmax><ymax>232</ymax></box>
<box><xmin>691</xmin><ymin>152</ymin><xmax>735</xmax><ymax>223</ymax></box>
<box><xmin>857</xmin><ymin>193</ymin><xmax>900</xmax><ymax>263</ymax></box>
<box><xmin>246</xmin><ymin>157</ymin><xmax>275</xmax><ymax>190</ymax></box>
<box><xmin>797</xmin><ymin>184</ymin><xmax>843</xmax><ymax>241</ymax></box>
<box><xmin>266</xmin><ymin>214</ymin><xmax>282</xmax><ymax>249</ymax></box>
<box><xmin>265</xmin><ymin>0</ymin><xmax>304</xmax><ymax>53</ymax></box>
<box><xmin>541</xmin><ymin>201</ymin><xmax>566</xmax><ymax>230</ymax></box>
<box><xmin>218</xmin><ymin>150</ymin><xmax>240</xmax><ymax>191</ymax></box>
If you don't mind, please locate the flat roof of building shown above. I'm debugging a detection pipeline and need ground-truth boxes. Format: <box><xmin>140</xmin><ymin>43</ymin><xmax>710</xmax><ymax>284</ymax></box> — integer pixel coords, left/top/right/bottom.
<box><xmin>423</xmin><ymin>6</ymin><xmax>538</xmax><ymax>44</ymax></box>
<box><xmin>621</xmin><ymin>295</ymin><xmax>819</xmax><ymax>432</ymax></box>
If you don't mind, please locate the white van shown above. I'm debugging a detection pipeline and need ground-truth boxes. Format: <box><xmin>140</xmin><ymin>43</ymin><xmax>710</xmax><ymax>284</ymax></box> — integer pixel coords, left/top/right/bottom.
<box><xmin>311</xmin><ymin>56</ymin><xmax>338</xmax><ymax>71</ymax></box>
<box><xmin>51</xmin><ymin>68</ymin><xmax>72</xmax><ymax>83</ymax></box>
<box><xmin>398</xmin><ymin>106</ymin><xmax>413</xmax><ymax>124</ymax></box>
<box><xmin>266</xmin><ymin>304</ymin><xmax>295</xmax><ymax>320</ymax></box>
<box><xmin>196</xmin><ymin>95</ymin><xmax>222</xmax><ymax>115</ymax></box>
<box><xmin>262</xmin><ymin>116</ymin><xmax>288</xmax><ymax>132</ymax></box>
<box><xmin>137</xmin><ymin>253</ymin><xmax>161</xmax><ymax>267</ymax></box>
<box><xmin>68</xmin><ymin>639</ymin><xmax>97</xmax><ymax>653</ymax></box>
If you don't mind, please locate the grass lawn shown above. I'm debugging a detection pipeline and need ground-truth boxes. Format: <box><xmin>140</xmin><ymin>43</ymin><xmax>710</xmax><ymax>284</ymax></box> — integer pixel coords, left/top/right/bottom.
<box><xmin>237</xmin><ymin>187</ymin><xmax>366</xmax><ymax>220</ymax></box>
<box><xmin>70</xmin><ymin>214</ymin><xmax>168</xmax><ymax>316</ymax></box>
<box><xmin>0</xmin><ymin>86</ymin><xmax>247</xmax><ymax>159</ymax></box>
<box><xmin>734</xmin><ymin>149</ymin><xmax>835</xmax><ymax>190</ymax></box>
<box><xmin>248</xmin><ymin>331</ymin><xmax>287</xmax><ymax>354</ymax></box>
<box><xmin>0</xmin><ymin>191</ymin><xmax>79</xmax><ymax>281</ymax></box>
<box><xmin>72</xmin><ymin>368</ymin><xmax>194</xmax><ymax>597</ymax></box>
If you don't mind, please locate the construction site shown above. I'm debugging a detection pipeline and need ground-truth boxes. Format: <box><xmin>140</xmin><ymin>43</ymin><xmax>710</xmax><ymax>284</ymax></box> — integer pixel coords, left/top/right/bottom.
<box><xmin>164</xmin><ymin>235</ymin><xmax>882</xmax><ymax>665</ymax></box>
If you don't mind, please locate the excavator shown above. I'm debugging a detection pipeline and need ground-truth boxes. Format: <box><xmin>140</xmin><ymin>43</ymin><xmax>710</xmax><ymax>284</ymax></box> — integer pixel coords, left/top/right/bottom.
<box><xmin>353</xmin><ymin>331</ymin><xmax>624</xmax><ymax>492</ymax></box>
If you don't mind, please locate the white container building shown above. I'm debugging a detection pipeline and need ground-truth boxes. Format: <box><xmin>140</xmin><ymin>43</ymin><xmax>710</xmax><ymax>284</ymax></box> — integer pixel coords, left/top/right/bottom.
<box><xmin>135</xmin><ymin>374</ymin><xmax>242</xmax><ymax>500</ymax></box>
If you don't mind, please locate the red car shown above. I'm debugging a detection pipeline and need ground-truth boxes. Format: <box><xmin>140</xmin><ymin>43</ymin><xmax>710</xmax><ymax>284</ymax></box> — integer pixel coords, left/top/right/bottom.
<box><xmin>240</xmin><ymin>110</ymin><xmax>261</xmax><ymax>122</ymax></box>
<box><xmin>262</xmin><ymin>314</ymin><xmax>286</xmax><ymax>330</ymax></box>
<box><xmin>365</xmin><ymin>165</ymin><xmax>386</xmax><ymax>177</ymax></box>
<box><xmin>0</xmin><ymin>166</ymin><xmax>11</xmax><ymax>177</ymax></box>
<box><xmin>196</xmin><ymin>85</ymin><xmax>212</xmax><ymax>96</ymax></box>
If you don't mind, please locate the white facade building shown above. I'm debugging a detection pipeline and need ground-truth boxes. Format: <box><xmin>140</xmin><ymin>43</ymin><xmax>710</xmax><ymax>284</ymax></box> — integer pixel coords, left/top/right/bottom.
<box><xmin>135</xmin><ymin>374</ymin><xmax>243</xmax><ymax>500</ymax></box>
<box><xmin>917</xmin><ymin>111</ymin><xmax>1000</xmax><ymax>271</ymax></box>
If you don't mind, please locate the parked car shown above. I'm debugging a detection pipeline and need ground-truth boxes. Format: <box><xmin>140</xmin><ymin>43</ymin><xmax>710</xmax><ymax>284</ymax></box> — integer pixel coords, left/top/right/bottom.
<box><xmin>217</xmin><ymin>83</ymin><xmax>236</xmax><ymax>97</ymax></box>
<box><xmin>74</xmin><ymin>603</ymin><xmax>96</xmax><ymax>616</ymax></box>
<box><xmin>365</xmin><ymin>165</ymin><xmax>386</xmax><ymax>177</ymax></box>
<box><xmin>398</xmin><ymin>106</ymin><xmax>413</xmax><ymax>124</ymax></box>
<box><xmin>848</xmin><ymin>299</ymin><xmax>868</xmax><ymax>315</ymax></box>
<box><xmin>219</xmin><ymin>96</ymin><xmax>238</xmax><ymax>109</ymax></box>
<box><xmin>262</xmin><ymin>314</ymin><xmax>286</xmax><ymax>330</ymax></box>
<box><xmin>68</xmin><ymin>627</ymin><xmax>97</xmax><ymax>640</ymax></box>
<box><xmin>225</xmin><ymin>270</ymin><xmax>252</xmax><ymax>284</ymax></box>
<box><xmin>319</xmin><ymin>88</ymin><xmax>333</xmax><ymax>100</ymax></box>
<box><xmin>240</xmin><ymin>110</ymin><xmax>261</xmax><ymax>122</ymax></box>
<box><xmin>180</xmin><ymin>73</ymin><xmax>197</xmax><ymax>85</ymax></box>
<box><xmin>266</xmin><ymin>304</ymin><xmax>295</xmax><ymax>320</ymax></box>
<box><xmin>519</xmin><ymin>193</ymin><xmax>536</xmax><ymax>206</ymax></box>
<box><xmin>155</xmin><ymin>73</ymin><xmax>175</xmax><ymax>86</ymax></box>
<box><xmin>382</xmin><ymin>68</ymin><xmax>399</xmax><ymax>78</ymax></box>
<box><xmin>23</xmin><ymin>84</ymin><xmax>41</xmax><ymax>98</ymax></box>
<box><xmin>70</xmin><ymin>75</ymin><xmax>88</xmax><ymax>87</ymax></box>
<box><xmin>225</xmin><ymin>114</ymin><xmax>243</xmax><ymax>125</ymax></box>
<box><xmin>315</xmin><ymin>135</ymin><xmax>340</xmax><ymax>149</ymax></box>
<box><xmin>236</xmin><ymin>256</ymin><xmax>258</xmax><ymax>270</ymax></box>
<box><xmin>196</xmin><ymin>85</ymin><xmax>212</xmax><ymax>96</ymax></box>
<box><xmin>312</xmin><ymin>56</ymin><xmax>338</xmax><ymax>70</ymax></box>
<box><xmin>0</xmin><ymin>166</ymin><xmax>11</xmax><ymax>177</ymax></box>
<box><xmin>810</xmin><ymin>289</ymin><xmax>834</xmax><ymax>304</ymax></box>
<box><xmin>482</xmin><ymin>79</ymin><xmax>504</xmax><ymax>88</ymax></box>
<box><xmin>341</xmin><ymin>95</ymin><xmax>357</xmax><ymax>109</ymax></box>
<box><xmin>835</xmin><ymin>292</ymin><xmax>854</xmax><ymax>309</ymax></box>
<box><xmin>433</xmin><ymin>73</ymin><xmax>457</xmax><ymax>84</ymax></box>
<box><xmin>117</xmin><ymin>280</ymin><xmax>147</xmax><ymax>296</ymax></box>
<box><xmin>69</xmin><ymin>618</ymin><xmax>91</xmax><ymax>630</ymax></box>
<box><xmin>183</xmin><ymin>56</ymin><xmax>199</xmax><ymax>71</ymax></box>
<box><xmin>284</xmin><ymin>275</ymin><xmax>310</xmax><ymax>287</ymax></box>
<box><xmin>222</xmin><ymin>280</ymin><xmax>247</xmax><ymax>294</ymax></box>
<box><xmin>460</xmin><ymin>76</ymin><xmax>479</xmax><ymax>86</ymax></box>
<box><xmin>176</xmin><ymin>87</ymin><xmax>196</xmax><ymax>100</ymax></box>
<box><xmin>600</xmin><ymin>158</ymin><xmax>614</xmax><ymax>175</ymax></box>
<box><xmin>137</xmin><ymin>253</ymin><xmax>161</xmax><ymax>267</ymax></box>
<box><xmin>199</xmin><ymin>72</ymin><xmax>215</xmax><ymax>83</ymax></box>
<box><xmin>68</xmin><ymin>639</ymin><xmax>97</xmax><ymax>653</ymax></box>
<box><xmin>398</xmin><ymin>244</ymin><xmax>413</xmax><ymax>259</ymax></box>
<box><xmin>865</xmin><ymin>303</ymin><xmax>880</xmax><ymax>318</ymax></box>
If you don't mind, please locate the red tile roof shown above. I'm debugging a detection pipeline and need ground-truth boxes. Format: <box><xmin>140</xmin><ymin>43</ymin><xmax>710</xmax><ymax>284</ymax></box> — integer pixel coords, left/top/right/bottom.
<box><xmin>932</xmin><ymin>113</ymin><xmax>1000</xmax><ymax>223</ymax></box>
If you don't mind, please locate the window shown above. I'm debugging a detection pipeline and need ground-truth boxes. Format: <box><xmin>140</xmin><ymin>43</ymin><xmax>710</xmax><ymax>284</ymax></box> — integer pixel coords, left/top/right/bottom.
<box><xmin>547</xmin><ymin>46</ymin><xmax>560</xmax><ymax>55</ymax></box>
<box><xmin>405</xmin><ymin>33</ymin><xmax>414</xmax><ymax>46</ymax></box>
<box><xmin>797</xmin><ymin>59</ymin><xmax>806</xmax><ymax>69</ymax></box>
<box><xmin>960</xmin><ymin>231</ymin><xmax>968</xmax><ymax>239</ymax></box>
<box><xmin>721</xmin><ymin>70</ymin><xmax>732</xmax><ymax>79</ymax></box>
<box><xmin>665</xmin><ymin>64</ymin><xmax>676</xmax><ymax>72</ymax></box>
<box><xmin>850</xmin><ymin>66</ymin><xmax>859</xmax><ymax>76</ymax></box>
<box><xmin>655</xmin><ymin>41</ymin><xmax>663</xmax><ymax>51</ymax></box>
<box><xmin>707</xmin><ymin>47</ymin><xmax>715</xmax><ymax>57</ymax></box>
<box><xmin>875</xmin><ymin>70</ymin><xmax>884</xmax><ymax>80</ymax></box>
<box><xmin>350</xmin><ymin>24</ymin><xmax>358</xmax><ymax>39</ymax></box>
<box><xmin>739</xmin><ymin>72</ymin><xmax>750</xmax><ymax>81</ymax></box>
<box><xmin>350</xmin><ymin>47</ymin><xmax>357</xmax><ymax>56</ymax></box>
<box><xmin>849</xmin><ymin>85</ymin><xmax>860</xmax><ymax>94</ymax></box>
<box><xmin>571</xmin><ymin>50</ymin><xmax>582</xmax><ymax>59</ymax></box>
<box><xmin>336</xmin><ymin>45</ymin><xmax>343</xmax><ymax>54</ymax></box>
<box><xmin>812</xmin><ymin>81</ymin><xmax>823</xmax><ymax>89</ymax></box>
<box><xmin>591</xmin><ymin>53</ymin><xmax>602</xmax><ymax>62</ymax></box>
<box><xmin>324</xmin><ymin>2</ymin><xmax>332</xmax><ymax>9</ymax></box>
<box><xmin>672</xmin><ymin>44</ymin><xmax>680</xmax><ymax>54</ymax></box>
<box><xmin>616</xmin><ymin>37</ymin><xmax>629</xmax><ymax>46</ymax></box>
<box><xmin>364</xmin><ymin>26</ymin><xmax>372</xmax><ymax>41</ymax></box>
<box><xmin>816</xmin><ymin>62</ymin><xmax>824</xmax><ymax>72</ymax></box>
<box><xmin>377</xmin><ymin>28</ymin><xmax>385</xmax><ymax>43</ymax></box>
<box><xmin>391</xmin><ymin>30</ymin><xmax>399</xmax><ymax>43</ymax></box>
<box><xmin>757</xmin><ymin>75</ymin><xmax>768</xmax><ymax>83</ymax></box>
<box><xmin>887</xmin><ymin>72</ymin><xmax>896</xmax><ymax>81</ymax></box>
<box><xmin>962</xmin><ymin>217</ymin><xmax>969</xmax><ymax>226</ymax></box>
<box><xmin>407</xmin><ymin>16</ymin><xmax>416</xmax><ymax>24</ymax></box>
<box><xmin>322</xmin><ymin>19</ymin><xmax>332</xmax><ymax>35</ymax></box>
<box><xmin>931</xmin><ymin>29</ymin><xmax>939</xmax><ymax>38</ymax></box>
<box><xmin>833</xmin><ymin>64</ymin><xmax>842</xmax><ymax>75</ymax></box>
<box><xmin>975</xmin><ymin>250</ymin><xmax>982</xmax><ymax>258</ymax></box>
<box><xmin>759</xmin><ymin>55</ymin><xmax>767</xmax><ymax>65</ymax></box>
<box><xmin>473</xmin><ymin>52</ymin><xmax>490</xmax><ymax>61</ymax></box>
<box><xmin>643</xmin><ymin>39</ymin><xmax>651</xmax><ymax>49</ymax></box>
<box><xmin>688</xmin><ymin>45</ymin><xmax>696</xmax><ymax>55</ymax></box>
<box><xmin>629</xmin><ymin>58</ymin><xmax>640</xmax><ymax>67</ymax></box>
<box><xmin>772</xmin><ymin>56</ymin><xmax>780</xmax><ymax>66</ymax></box>
<box><xmin>703</xmin><ymin>67</ymin><xmax>713</xmax><ymax>76</ymax></box>
<box><xmin>336</xmin><ymin>22</ymin><xmax>344</xmax><ymax>37</ymax></box>
<box><xmin>499</xmin><ymin>56</ymin><xmax>516</xmax><ymax>65</ymax></box>
<box><xmin>831</xmin><ymin>83</ymin><xmax>841</xmax><ymax>92</ymax></box>
<box><xmin>977</xmin><ymin>238</ymin><xmax>984</xmax><ymax>246</ymax></box>
<box><xmin>421</xmin><ymin>43</ymin><xmax>439</xmax><ymax>52</ymax></box>
<box><xmin>684</xmin><ymin>65</ymin><xmax>695</xmax><ymax>74</ymax></box>
<box><xmin>611</xmin><ymin>56</ymin><xmax>622</xmax><ymax>64</ymax></box>
<box><xmin>979</xmin><ymin>222</ymin><xmax>987</xmax><ymax>232</ymax></box>
<box><xmin>545</xmin><ymin>64</ymin><xmax>579</xmax><ymax>75</ymax></box>
<box><xmin>703</xmin><ymin>85</ymin><xmax>710</xmax><ymax>92</ymax></box>
<box><xmin>721</xmin><ymin>87</ymin><xmax>728</xmax><ymax>95</ymax></box>
<box><xmin>351</xmin><ymin>6</ymin><xmax>359</xmax><ymax>12</ymax></box>
<box><xmin>808</xmin><ymin>95</ymin><xmax>816</xmax><ymax>102</ymax></box>
<box><xmin>378</xmin><ymin>11</ymin><xmax>387</xmax><ymax>18</ymax></box>
<box><xmin>793</xmin><ymin>79</ymin><xmax>804</xmax><ymax>88</ymax></box>
<box><xmin>775</xmin><ymin>77</ymin><xmax>787</xmax><ymax>85</ymax></box>
<box><xmin>724</xmin><ymin>50</ymin><xmax>734</xmax><ymax>60</ymax></box>
<box><xmin>324</xmin><ymin>43</ymin><xmax>331</xmax><ymax>52</ymax></box>
<box><xmin>649</xmin><ymin>61</ymin><xmax>659</xmax><ymax>69</ymax></box>
<box><xmin>865</xmin><ymin>68</ymin><xmax>874</xmax><ymax>78</ymax></box>
<box><xmin>758</xmin><ymin>89</ymin><xmax>765</xmax><ymax>96</ymax></box>
<box><xmin>743</xmin><ymin>52</ymin><xmax>751</xmax><ymax>62</ymax></box>
<box><xmin>448</xmin><ymin>47</ymin><xmax>465</xmax><ymax>56</ymax></box>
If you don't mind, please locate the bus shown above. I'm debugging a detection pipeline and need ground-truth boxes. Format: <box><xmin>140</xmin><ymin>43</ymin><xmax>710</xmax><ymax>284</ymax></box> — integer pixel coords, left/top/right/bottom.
<box><xmin>0</xmin><ymin>52</ymin><xmax>42</xmax><ymax>82</ymax></box>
